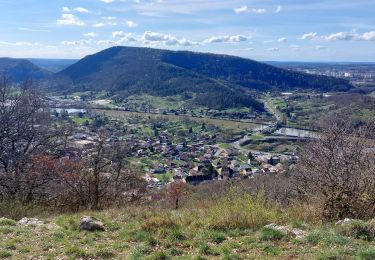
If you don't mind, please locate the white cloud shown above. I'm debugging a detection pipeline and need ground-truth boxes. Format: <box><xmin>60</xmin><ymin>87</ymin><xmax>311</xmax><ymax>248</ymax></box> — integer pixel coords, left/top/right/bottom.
<box><xmin>361</xmin><ymin>31</ymin><xmax>375</xmax><ymax>41</ymax></box>
<box><xmin>0</xmin><ymin>41</ymin><xmax>40</xmax><ymax>46</ymax></box>
<box><xmin>61</xmin><ymin>40</ymin><xmax>92</xmax><ymax>46</ymax></box>
<box><xmin>125</xmin><ymin>20</ymin><xmax>138</xmax><ymax>28</ymax></box>
<box><xmin>102</xmin><ymin>16</ymin><xmax>117</xmax><ymax>20</ymax></box>
<box><xmin>92</xmin><ymin>22</ymin><xmax>105</xmax><ymax>27</ymax></box>
<box><xmin>204</xmin><ymin>35</ymin><xmax>250</xmax><ymax>44</ymax></box>
<box><xmin>325</xmin><ymin>31</ymin><xmax>357</xmax><ymax>41</ymax></box>
<box><xmin>267</xmin><ymin>47</ymin><xmax>279</xmax><ymax>52</ymax></box>
<box><xmin>234</xmin><ymin>5</ymin><xmax>266</xmax><ymax>14</ymax></box>
<box><xmin>300</xmin><ymin>32</ymin><xmax>318</xmax><ymax>40</ymax></box>
<box><xmin>57</xmin><ymin>14</ymin><xmax>85</xmax><ymax>26</ymax></box>
<box><xmin>62</xmin><ymin>6</ymin><xmax>89</xmax><ymax>13</ymax></box>
<box><xmin>142</xmin><ymin>31</ymin><xmax>199</xmax><ymax>46</ymax></box>
<box><xmin>74</xmin><ymin>7</ymin><xmax>89</xmax><ymax>13</ymax></box>
<box><xmin>112</xmin><ymin>31</ymin><xmax>126</xmax><ymax>38</ymax></box>
<box><xmin>274</xmin><ymin>5</ymin><xmax>282</xmax><ymax>13</ymax></box>
<box><xmin>300</xmin><ymin>30</ymin><xmax>375</xmax><ymax>42</ymax></box>
<box><xmin>277</xmin><ymin>37</ymin><xmax>287</xmax><ymax>43</ymax></box>
<box><xmin>83</xmin><ymin>32</ymin><xmax>98</xmax><ymax>37</ymax></box>
<box><xmin>100</xmin><ymin>0</ymin><xmax>115</xmax><ymax>3</ymax></box>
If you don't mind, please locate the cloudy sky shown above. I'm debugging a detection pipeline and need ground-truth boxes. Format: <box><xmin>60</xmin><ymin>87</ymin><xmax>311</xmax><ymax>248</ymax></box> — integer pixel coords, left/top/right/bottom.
<box><xmin>0</xmin><ymin>0</ymin><xmax>374</xmax><ymax>61</ymax></box>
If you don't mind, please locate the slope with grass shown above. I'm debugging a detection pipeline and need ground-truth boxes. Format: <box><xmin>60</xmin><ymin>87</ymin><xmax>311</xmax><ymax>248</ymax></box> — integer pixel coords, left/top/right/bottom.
<box><xmin>1</xmin><ymin>195</ymin><xmax>375</xmax><ymax>259</ymax></box>
<box><xmin>46</xmin><ymin>46</ymin><xmax>352</xmax><ymax>111</ymax></box>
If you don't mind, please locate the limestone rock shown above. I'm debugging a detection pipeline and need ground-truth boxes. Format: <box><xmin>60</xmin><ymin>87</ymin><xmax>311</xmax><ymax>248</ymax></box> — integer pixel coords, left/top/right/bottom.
<box><xmin>17</xmin><ymin>217</ymin><xmax>43</xmax><ymax>226</ymax></box>
<box><xmin>265</xmin><ymin>223</ymin><xmax>308</xmax><ymax>239</ymax></box>
<box><xmin>79</xmin><ymin>216</ymin><xmax>105</xmax><ymax>231</ymax></box>
<box><xmin>336</xmin><ymin>218</ymin><xmax>355</xmax><ymax>225</ymax></box>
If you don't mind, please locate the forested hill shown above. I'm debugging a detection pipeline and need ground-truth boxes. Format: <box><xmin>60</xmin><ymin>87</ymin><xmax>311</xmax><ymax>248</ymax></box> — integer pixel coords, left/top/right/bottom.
<box><xmin>0</xmin><ymin>58</ymin><xmax>51</xmax><ymax>82</ymax></box>
<box><xmin>46</xmin><ymin>46</ymin><xmax>352</xmax><ymax>110</ymax></box>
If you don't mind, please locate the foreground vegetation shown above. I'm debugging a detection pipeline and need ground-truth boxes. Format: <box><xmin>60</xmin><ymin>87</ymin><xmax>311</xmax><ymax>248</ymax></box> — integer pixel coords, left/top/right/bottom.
<box><xmin>2</xmin><ymin>194</ymin><xmax>375</xmax><ymax>259</ymax></box>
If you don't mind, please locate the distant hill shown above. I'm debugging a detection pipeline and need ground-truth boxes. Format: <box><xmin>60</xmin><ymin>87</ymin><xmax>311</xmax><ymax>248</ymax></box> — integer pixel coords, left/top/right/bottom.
<box><xmin>28</xmin><ymin>59</ymin><xmax>78</xmax><ymax>73</ymax></box>
<box><xmin>0</xmin><ymin>58</ymin><xmax>51</xmax><ymax>82</ymax></box>
<box><xmin>46</xmin><ymin>46</ymin><xmax>352</xmax><ymax>110</ymax></box>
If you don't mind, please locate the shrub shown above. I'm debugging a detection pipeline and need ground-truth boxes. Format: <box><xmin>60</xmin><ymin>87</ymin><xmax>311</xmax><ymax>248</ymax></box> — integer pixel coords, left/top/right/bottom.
<box><xmin>340</xmin><ymin>220</ymin><xmax>375</xmax><ymax>241</ymax></box>
<box><xmin>168</xmin><ymin>227</ymin><xmax>187</xmax><ymax>242</ymax></box>
<box><xmin>206</xmin><ymin>193</ymin><xmax>284</xmax><ymax>230</ymax></box>
<box><xmin>141</xmin><ymin>216</ymin><xmax>177</xmax><ymax>232</ymax></box>
<box><xmin>357</xmin><ymin>248</ymin><xmax>375</xmax><ymax>260</ymax></box>
<box><xmin>207</xmin><ymin>230</ymin><xmax>227</xmax><ymax>244</ymax></box>
<box><xmin>0</xmin><ymin>227</ymin><xmax>14</xmax><ymax>235</ymax></box>
<box><xmin>96</xmin><ymin>248</ymin><xmax>115</xmax><ymax>258</ymax></box>
<box><xmin>150</xmin><ymin>251</ymin><xmax>170</xmax><ymax>260</ymax></box>
<box><xmin>0</xmin><ymin>218</ymin><xmax>16</xmax><ymax>226</ymax></box>
<box><xmin>307</xmin><ymin>230</ymin><xmax>351</xmax><ymax>246</ymax></box>
<box><xmin>0</xmin><ymin>250</ymin><xmax>12</xmax><ymax>258</ymax></box>
<box><xmin>65</xmin><ymin>246</ymin><xmax>86</xmax><ymax>258</ymax></box>
<box><xmin>260</xmin><ymin>227</ymin><xmax>286</xmax><ymax>241</ymax></box>
<box><xmin>263</xmin><ymin>245</ymin><xmax>280</xmax><ymax>256</ymax></box>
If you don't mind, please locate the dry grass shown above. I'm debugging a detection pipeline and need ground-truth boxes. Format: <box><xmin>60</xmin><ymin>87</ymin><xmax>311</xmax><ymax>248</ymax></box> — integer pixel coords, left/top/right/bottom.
<box><xmin>1</xmin><ymin>195</ymin><xmax>375</xmax><ymax>259</ymax></box>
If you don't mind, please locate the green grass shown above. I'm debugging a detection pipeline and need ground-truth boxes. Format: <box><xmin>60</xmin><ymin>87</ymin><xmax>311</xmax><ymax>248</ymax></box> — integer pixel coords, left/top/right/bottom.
<box><xmin>219</xmin><ymin>143</ymin><xmax>233</xmax><ymax>149</ymax></box>
<box><xmin>70</xmin><ymin>115</ymin><xmax>93</xmax><ymax>125</ymax></box>
<box><xmin>153</xmin><ymin>172</ymin><xmax>174</xmax><ymax>183</ymax></box>
<box><xmin>2</xmin><ymin>195</ymin><xmax>375</xmax><ymax>259</ymax></box>
<box><xmin>0</xmin><ymin>218</ymin><xmax>16</xmax><ymax>226</ymax></box>
<box><xmin>259</xmin><ymin>227</ymin><xmax>287</xmax><ymax>241</ymax></box>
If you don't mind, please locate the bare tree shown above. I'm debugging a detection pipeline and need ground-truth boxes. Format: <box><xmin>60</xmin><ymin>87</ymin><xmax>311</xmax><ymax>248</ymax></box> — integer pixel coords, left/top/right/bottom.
<box><xmin>293</xmin><ymin>115</ymin><xmax>375</xmax><ymax>220</ymax></box>
<box><xmin>0</xmin><ymin>76</ymin><xmax>62</xmax><ymax>202</ymax></box>
<box><xmin>168</xmin><ymin>181</ymin><xmax>186</xmax><ymax>210</ymax></box>
<box><xmin>68</xmin><ymin>132</ymin><xmax>147</xmax><ymax>210</ymax></box>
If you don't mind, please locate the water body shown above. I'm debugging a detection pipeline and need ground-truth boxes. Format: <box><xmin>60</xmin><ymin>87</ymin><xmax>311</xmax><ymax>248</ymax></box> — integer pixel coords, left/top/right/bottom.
<box><xmin>54</xmin><ymin>108</ymin><xmax>87</xmax><ymax>114</ymax></box>
<box><xmin>275</xmin><ymin>127</ymin><xmax>316</xmax><ymax>138</ymax></box>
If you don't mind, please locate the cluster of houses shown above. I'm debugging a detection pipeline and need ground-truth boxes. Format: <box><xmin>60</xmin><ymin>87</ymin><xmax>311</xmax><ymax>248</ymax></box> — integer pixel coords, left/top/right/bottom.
<box><xmin>53</xmin><ymin>109</ymin><xmax>299</xmax><ymax>189</ymax></box>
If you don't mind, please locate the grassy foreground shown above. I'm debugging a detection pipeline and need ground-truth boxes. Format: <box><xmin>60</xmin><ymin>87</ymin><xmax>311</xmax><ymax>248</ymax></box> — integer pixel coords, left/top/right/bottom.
<box><xmin>1</xmin><ymin>195</ymin><xmax>375</xmax><ymax>259</ymax></box>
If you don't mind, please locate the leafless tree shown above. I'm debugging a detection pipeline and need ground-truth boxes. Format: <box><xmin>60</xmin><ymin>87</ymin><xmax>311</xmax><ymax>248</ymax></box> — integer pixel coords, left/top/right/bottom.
<box><xmin>168</xmin><ymin>181</ymin><xmax>186</xmax><ymax>210</ymax></box>
<box><xmin>66</xmin><ymin>132</ymin><xmax>147</xmax><ymax>210</ymax></box>
<box><xmin>293</xmin><ymin>115</ymin><xmax>375</xmax><ymax>220</ymax></box>
<box><xmin>0</xmin><ymin>76</ymin><xmax>63</xmax><ymax>202</ymax></box>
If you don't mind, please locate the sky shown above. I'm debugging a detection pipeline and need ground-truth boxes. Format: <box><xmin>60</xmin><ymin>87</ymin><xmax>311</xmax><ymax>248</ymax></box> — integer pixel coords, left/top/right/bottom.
<box><xmin>0</xmin><ymin>0</ymin><xmax>374</xmax><ymax>61</ymax></box>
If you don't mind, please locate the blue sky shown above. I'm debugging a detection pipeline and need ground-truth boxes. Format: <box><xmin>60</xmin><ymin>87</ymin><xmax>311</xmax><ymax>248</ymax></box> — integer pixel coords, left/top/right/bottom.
<box><xmin>0</xmin><ymin>0</ymin><xmax>374</xmax><ymax>61</ymax></box>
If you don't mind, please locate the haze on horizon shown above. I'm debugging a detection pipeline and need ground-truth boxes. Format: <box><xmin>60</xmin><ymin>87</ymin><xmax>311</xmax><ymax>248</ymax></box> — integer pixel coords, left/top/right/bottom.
<box><xmin>0</xmin><ymin>0</ymin><xmax>374</xmax><ymax>62</ymax></box>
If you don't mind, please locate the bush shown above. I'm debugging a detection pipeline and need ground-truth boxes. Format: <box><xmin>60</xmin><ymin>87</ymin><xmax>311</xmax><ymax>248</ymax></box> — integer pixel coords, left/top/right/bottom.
<box><xmin>206</xmin><ymin>193</ymin><xmax>284</xmax><ymax>230</ymax></box>
<box><xmin>357</xmin><ymin>248</ymin><xmax>375</xmax><ymax>260</ymax></box>
<box><xmin>65</xmin><ymin>246</ymin><xmax>86</xmax><ymax>258</ymax></box>
<box><xmin>168</xmin><ymin>228</ymin><xmax>187</xmax><ymax>242</ymax></box>
<box><xmin>207</xmin><ymin>230</ymin><xmax>227</xmax><ymax>244</ymax></box>
<box><xmin>0</xmin><ymin>250</ymin><xmax>12</xmax><ymax>259</ymax></box>
<box><xmin>96</xmin><ymin>248</ymin><xmax>115</xmax><ymax>258</ymax></box>
<box><xmin>260</xmin><ymin>227</ymin><xmax>286</xmax><ymax>241</ymax></box>
<box><xmin>340</xmin><ymin>220</ymin><xmax>375</xmax><ymax>241</ymax></box>
<box><xmin>0</xmin><ymin>218</ymin><xmax>16</xmax><ymax>226</ymax></box>
<box><xmin>141</xmin><ymin>216</ymin><xmax>177</xmax><ymax>232</ymax></box>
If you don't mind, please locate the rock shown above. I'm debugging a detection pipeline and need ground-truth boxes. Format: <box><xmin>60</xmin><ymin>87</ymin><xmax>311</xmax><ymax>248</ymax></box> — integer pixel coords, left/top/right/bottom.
<box><xmin>265</xmin><ymin>223</ymin><xmax>308</xmax><ymax>239</ymax></box>
<box><xmin>79</xmin><ymin>216</ymin><xmax>105</xmax><ymax>231</ymax></box>
<box><xmin>17</xmin><ymin>217</ymin><xmax>43</xmax><ymax>226</ymax></box>
<box><xmin>336</xmin><ymin>218</ymin><xmax>355</xmax><ymax>225</ymax></box>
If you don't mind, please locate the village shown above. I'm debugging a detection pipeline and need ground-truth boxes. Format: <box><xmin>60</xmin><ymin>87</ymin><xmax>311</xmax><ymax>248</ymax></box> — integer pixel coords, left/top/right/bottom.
<box><xmin>53</xmin><ymin>105</ymin><xmax>300</xmax><ymax>190</ymax></box>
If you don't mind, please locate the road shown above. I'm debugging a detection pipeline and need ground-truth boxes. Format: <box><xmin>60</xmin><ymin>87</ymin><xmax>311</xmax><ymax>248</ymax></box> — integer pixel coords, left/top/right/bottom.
<box><xmin>263</xmin><ymin>98</ymin><xmax>283</xmax><ymax>123</ymax></box>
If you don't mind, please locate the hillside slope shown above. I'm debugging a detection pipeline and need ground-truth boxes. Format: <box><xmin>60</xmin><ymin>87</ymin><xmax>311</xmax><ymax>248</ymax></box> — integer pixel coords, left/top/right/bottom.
<box><xmin>0</xmin><ymin>58</ymin><xmax>51</xmax><ymax>82</ymax></box>
<box><xmin>47</xmin><ymin>46</ymin><xmax>352</xmax><ymax>110</ymax></box>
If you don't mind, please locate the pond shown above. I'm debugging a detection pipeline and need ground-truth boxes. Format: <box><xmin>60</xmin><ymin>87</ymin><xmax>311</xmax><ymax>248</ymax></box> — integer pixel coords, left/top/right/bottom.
<box><xmin>275</xmin><ymin>127</ymin><xmax>316</xmax><ymax>138</ymax></box>
<box><xmin>53</xmin><ymin>108</ymin><xmax>87</xmax><ymax>114</ymax></box>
